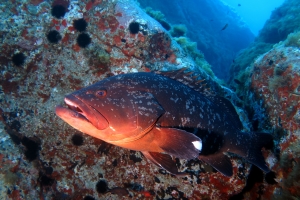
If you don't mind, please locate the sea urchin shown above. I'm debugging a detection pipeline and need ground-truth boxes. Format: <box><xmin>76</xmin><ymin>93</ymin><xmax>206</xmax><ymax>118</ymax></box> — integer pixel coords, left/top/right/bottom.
<box><xmin>73</xmin><ymin>18</ymin><xmax>88</xmax><ymax>32</ymax></box>
<box><xmin>12</xmin><ymin>52</ymin><xmax>26</xmax><ymax>66</ymax></box>
<box><xmin>77</xmin><ymin>33</ymin><xmax>91</xmax><ymax>48</ymax></box>
<box><xmin>129</xmin><ymin>21</ymin><xmax>140</xmax><ymax>34</ymax></box>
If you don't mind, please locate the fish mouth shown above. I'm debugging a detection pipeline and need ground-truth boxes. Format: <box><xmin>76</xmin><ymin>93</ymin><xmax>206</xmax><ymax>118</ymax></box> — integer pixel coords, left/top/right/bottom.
<box><xmin>64</xmin><ymin>97</ymin><xmax>89</xmax><ymax>121</ymax></box>
<box><xmin>56</xmin><ymin>94</ymin><xmax>109</xmax><ymax>130</ymax></box>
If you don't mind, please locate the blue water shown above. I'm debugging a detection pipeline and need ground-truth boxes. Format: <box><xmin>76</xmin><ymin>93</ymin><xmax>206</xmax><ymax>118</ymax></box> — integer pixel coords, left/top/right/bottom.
<box><xmin>221</xmin><ymin>0</ymin><xmax>285</xmax><ymax>35</ymax></box>
<box><xmin>138</xmin><ymin>0</ymin><xmax>289</xmax><ymax>80</ymax></box>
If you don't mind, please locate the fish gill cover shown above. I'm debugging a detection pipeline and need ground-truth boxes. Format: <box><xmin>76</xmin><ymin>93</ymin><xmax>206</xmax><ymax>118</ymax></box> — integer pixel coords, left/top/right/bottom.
<box><xmin>0</xmin><ymin>0</ymin><xmax>297</xmax><ymax>199</ymax></box>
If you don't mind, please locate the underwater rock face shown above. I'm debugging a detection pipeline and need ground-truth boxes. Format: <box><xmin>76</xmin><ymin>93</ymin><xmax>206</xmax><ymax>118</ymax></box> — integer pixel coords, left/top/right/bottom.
<box><xmin>0</xmin><ymin>0</ymin><xmax>268</xmax><ymax>199</ymax></box>
<box><xmin>248</xmin><ymin>45</ymin><xmax>300</xmax><ymax>199</ymax></box>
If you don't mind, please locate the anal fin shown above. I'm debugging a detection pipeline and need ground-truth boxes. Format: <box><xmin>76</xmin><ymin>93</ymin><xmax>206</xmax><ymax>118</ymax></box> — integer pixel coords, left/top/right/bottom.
<box><xmin>142</xmin><ymin>151</ymin><xmax>187</xmax><ymax>175</ymax></box>
<box><xmin>199</xmin><ymin>153</ymin><xmax>233</xmax><ymax>176</ymax></box>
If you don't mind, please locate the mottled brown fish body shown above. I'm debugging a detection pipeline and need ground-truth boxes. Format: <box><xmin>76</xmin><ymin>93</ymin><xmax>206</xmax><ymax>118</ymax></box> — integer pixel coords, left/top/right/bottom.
<box><xmin>56</xmin><ymin>71</ymin><xmax>271</xmax><ymax>176</ymax></box>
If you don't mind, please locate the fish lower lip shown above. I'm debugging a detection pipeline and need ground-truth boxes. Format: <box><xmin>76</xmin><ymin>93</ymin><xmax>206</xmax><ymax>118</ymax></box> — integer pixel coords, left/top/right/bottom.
<box><xmin>65</xmin><ymin>101</ymin><xmax>89</xmax><ymax>122</ymax></box>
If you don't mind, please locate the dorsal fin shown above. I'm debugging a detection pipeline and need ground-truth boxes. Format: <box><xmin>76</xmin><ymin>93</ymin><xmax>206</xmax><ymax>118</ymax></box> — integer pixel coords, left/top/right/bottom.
<box><xmin>155</xmin><ymin>68</ymin><xmax>213</xmax><ymax>95</ymax></box>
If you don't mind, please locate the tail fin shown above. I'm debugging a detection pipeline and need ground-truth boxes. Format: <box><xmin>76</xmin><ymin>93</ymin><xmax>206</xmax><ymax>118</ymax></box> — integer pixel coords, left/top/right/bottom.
<box><xmin>230</xmin><ymin>132</ymin><xmax>273</xmax><ymax>173</ymax></box>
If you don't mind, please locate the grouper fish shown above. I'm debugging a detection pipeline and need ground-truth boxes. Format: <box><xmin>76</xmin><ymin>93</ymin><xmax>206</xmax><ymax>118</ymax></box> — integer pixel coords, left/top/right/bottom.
<box><xmin>55</xmin><ymin>69</ymin><xmax>272</xmax><ymax>176</ymax></box>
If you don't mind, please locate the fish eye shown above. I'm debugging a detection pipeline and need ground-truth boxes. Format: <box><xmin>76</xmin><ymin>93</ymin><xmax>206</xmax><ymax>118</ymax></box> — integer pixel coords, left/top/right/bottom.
<box><xmin>96</xmin><ymin>89</ymin><xmax>107</xmax><ymax>97</ymax></box>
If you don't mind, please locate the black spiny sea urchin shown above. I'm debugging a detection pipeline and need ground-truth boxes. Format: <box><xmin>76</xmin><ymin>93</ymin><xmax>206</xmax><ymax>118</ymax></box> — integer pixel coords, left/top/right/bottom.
<box><xmin>46</xmin><ymin>30</ymin><xmax>62</xmax><ymax>44</ymax></box>
<box><xmin>73</xmin><ymin>18</ymin><xmax>88</xmax><ymax>32</ymax></box>
<box><xmin>51</xmin><ymin>4</ymin><xmax>67</xmax><ymax>19</ymax></box>
<box><xmin>129</xmin><ymin>21</ymin><xmax>140</xmax><ymax>34</ymax></box>
<box><xmin>77</xmin><ymin>33</ymin><xmax>91</xmax><ymax>48</ymax></box>
<box><xmin>12</xmin><ymin>52</ymin><xmax>26</xmax><ymax>66</ymax></box>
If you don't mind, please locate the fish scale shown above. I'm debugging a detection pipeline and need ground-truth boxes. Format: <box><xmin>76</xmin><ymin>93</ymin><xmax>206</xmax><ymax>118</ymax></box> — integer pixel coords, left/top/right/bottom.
<box><xmin>56</xmin><ymin>70</ymin><xmax>272</xmax><ymax>176</ymax></box>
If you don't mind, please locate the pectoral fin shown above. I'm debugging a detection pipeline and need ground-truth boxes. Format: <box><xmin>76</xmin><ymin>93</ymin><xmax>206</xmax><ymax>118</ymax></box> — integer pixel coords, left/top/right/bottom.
<box><xmin>151</xmin><ymin>127</ymin><xmax>202</xmax><ymax>160</ymax></box>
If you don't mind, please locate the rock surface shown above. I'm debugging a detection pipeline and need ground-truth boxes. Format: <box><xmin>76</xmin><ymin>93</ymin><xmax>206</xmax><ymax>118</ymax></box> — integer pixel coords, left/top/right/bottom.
<box><xmin>247</xmin><ymin>45</ymin><xmax>300</xmax><ymax>199</ymax></box>
<box><xmin>0</xmin><ymin>0</ymin><xmax>281</xmax><ymax>199</ymax></box>
<box><xmin>0</xmin><ymin>0</ymin><xmax>247</xmax><ymax>199</ymax></box>
<box><xmin>228</xmin><ymin>2</ymin><xmax>300</xmax><ymax>196</ymax></box>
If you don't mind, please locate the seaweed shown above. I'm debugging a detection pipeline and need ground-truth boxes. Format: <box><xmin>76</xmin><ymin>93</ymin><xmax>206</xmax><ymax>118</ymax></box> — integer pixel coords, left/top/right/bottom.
<box><xmin>144</xmin><ymin>7</ymin><xmax>171</xmax><ymax>30</ymax></box>
<box><xmin>170</xmin><ymin>24</ymin><xmax>187</xmax><ymax>37</ymax></box>
<box><xmin>144</xmin><ymin>7</ymin><xmax>165</xmax><ymax>21</ymax></box>
<box><xmin>284</xmin><ymin>31</ymin><xmax>300</xmax><ymax>47</ymax></box>
<box><xmin>175</xmin><ymin>37</ymin><xmax>214</xmax><ymax>77</ymax></box>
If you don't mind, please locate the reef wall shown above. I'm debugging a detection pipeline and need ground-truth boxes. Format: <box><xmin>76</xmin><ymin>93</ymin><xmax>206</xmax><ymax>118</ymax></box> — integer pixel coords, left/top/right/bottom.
<box><xmin>230</xmin><ymin>41</ymin><xmax>300</xmax><ymax>200</ymax></box>
<box><xmin>0</xmin><ymin>0</ymin><xmax>249</xmax><ymax>199</ymax></box>
<box><xmin>0</xmin><ymin>0</ymin><xmax>295</xmax><ymax>199</ymax></box>
<box><xmin>228</xmin><ymin>0</ymin><xmax>300</xmax><ymax>198</ymax></box>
